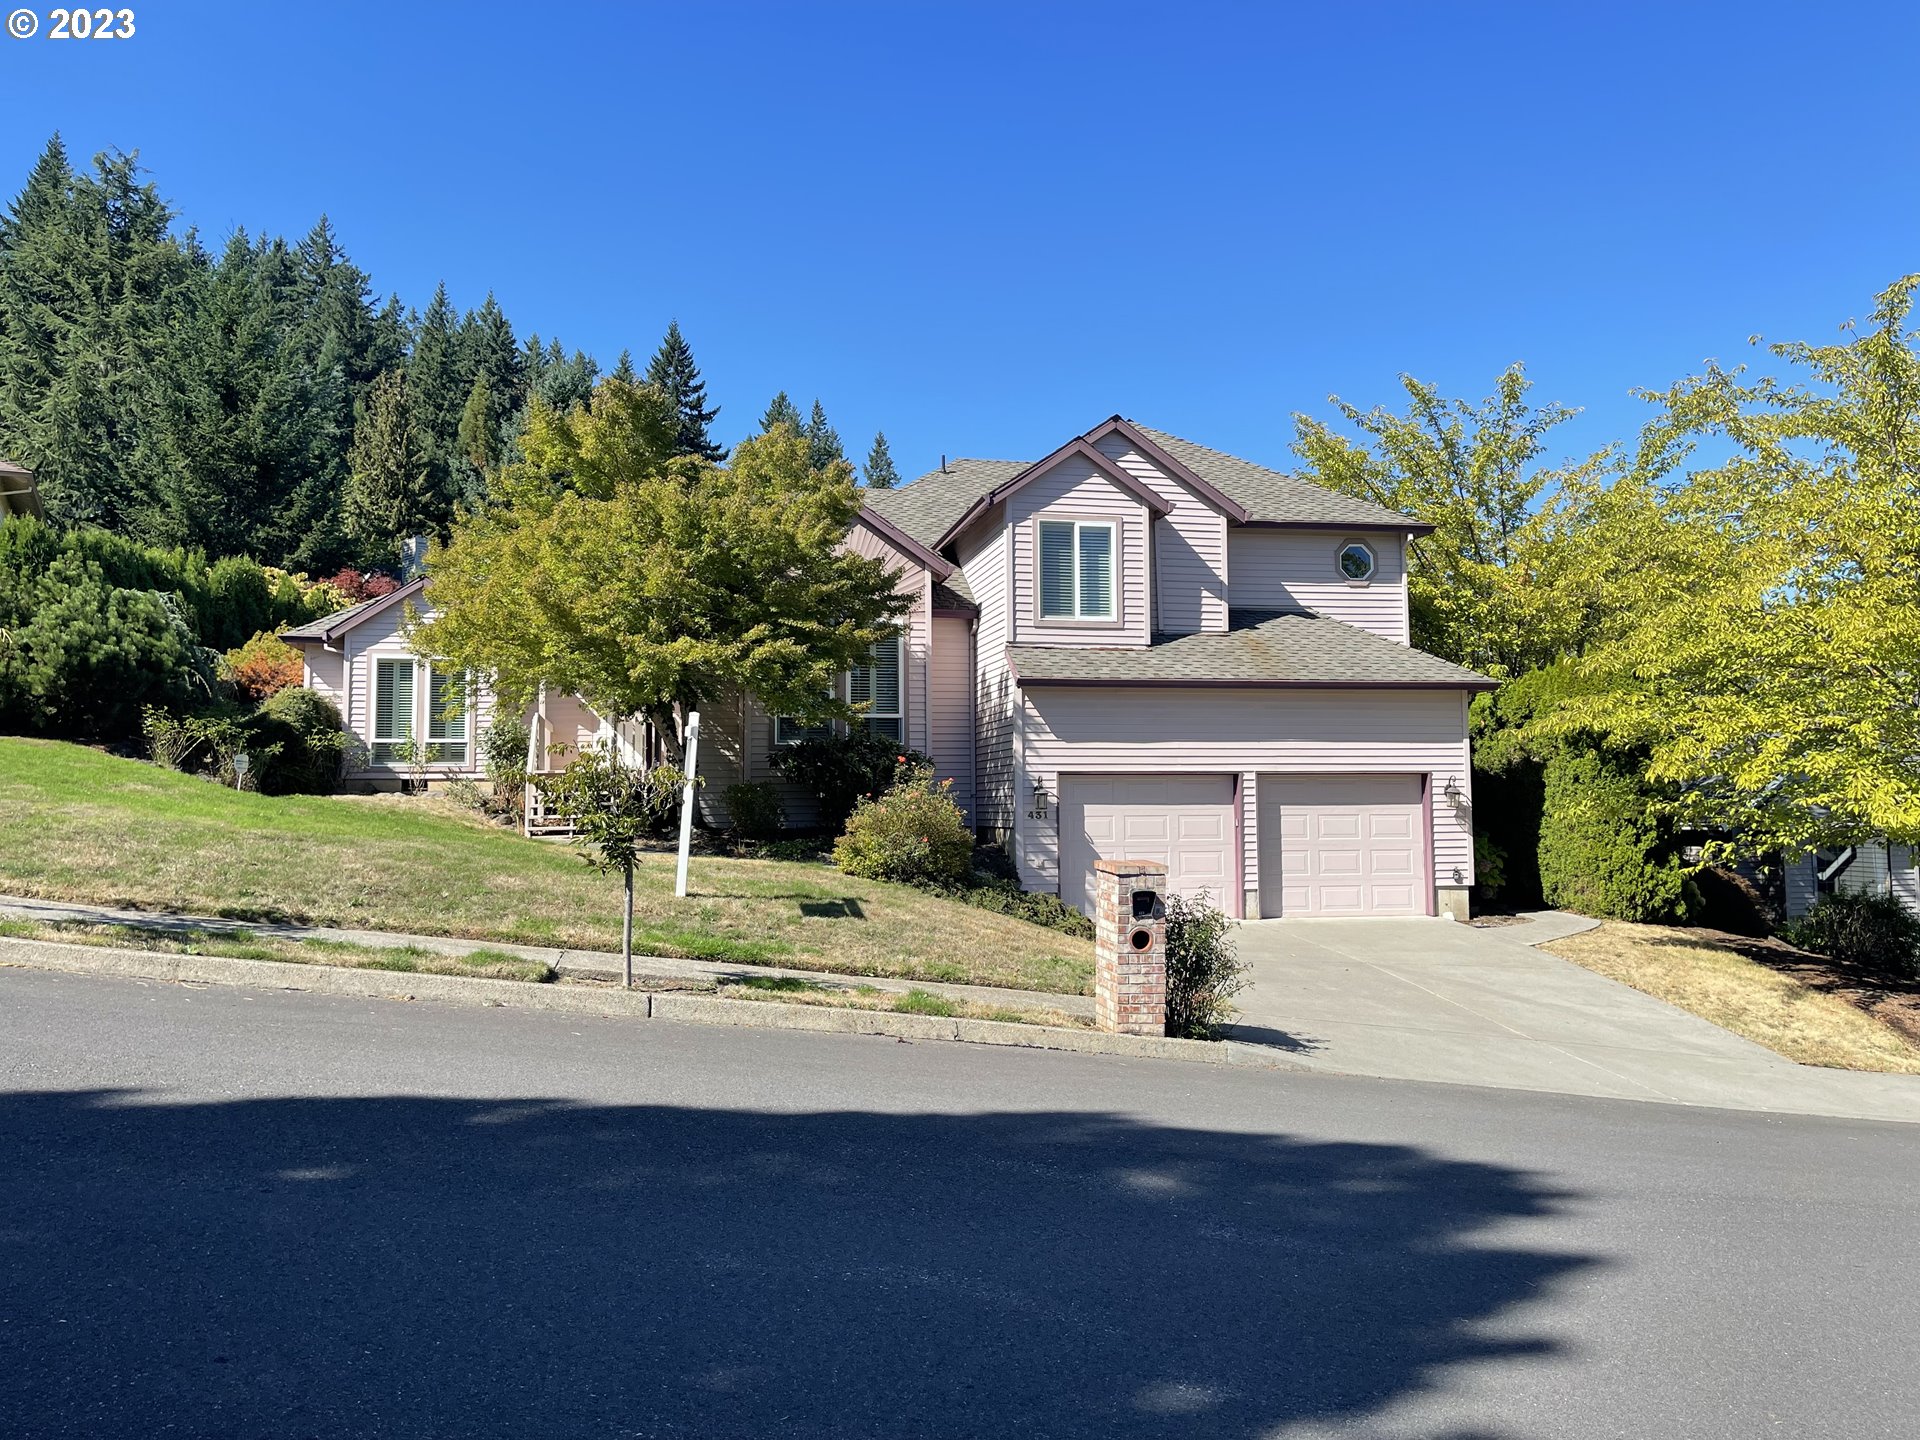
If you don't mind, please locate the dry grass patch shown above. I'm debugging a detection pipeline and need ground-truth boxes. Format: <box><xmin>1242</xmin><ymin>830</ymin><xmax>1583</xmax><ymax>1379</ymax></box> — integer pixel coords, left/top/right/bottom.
<box><xmin>1546</xmin><ymin>921</ymin><xmax>1920</xmax><ymax>1074</ymax></box>
<box><xmin>0</xmin><ymin>739</ymin><xmax>1091</xmax><ymax>994</ymax></box>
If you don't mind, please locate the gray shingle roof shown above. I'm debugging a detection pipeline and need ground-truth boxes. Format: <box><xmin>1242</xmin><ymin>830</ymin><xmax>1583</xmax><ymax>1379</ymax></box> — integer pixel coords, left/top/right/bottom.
<box><xmin>1008</xmin><ymin>610</ymin><xmax>1493</xmax><ymax>688</ymax></box>
<box><xmin>931</xmin><ymin>577</ymin><xmax>975</xmax><ymax>611</ymax></box>
<box><xmin>280</xmin><ymin>575</ymin><xmax>427</xmax><ymax>641</ymax></box>
<box><xmin>865</xmin><ymin>423</ymin><xmax>1417</xmax><ymax>549</ymax></box>
<box><xmin>1131</xmin><ymin>425</ymin><xmax>1417</xmax><ymax>530</ymax></box>
<box><xmin>862</xmin><ymin>459</ymin><xmax>1026</xmax><ymax>548</ymax></box>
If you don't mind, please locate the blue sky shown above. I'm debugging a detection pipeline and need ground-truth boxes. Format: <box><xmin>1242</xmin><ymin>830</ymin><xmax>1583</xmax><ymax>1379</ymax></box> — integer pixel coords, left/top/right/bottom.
<box><xmin>6</xmin><ymin>1</ymin><xmax>1919</xmax><ymax>481</ymax></box>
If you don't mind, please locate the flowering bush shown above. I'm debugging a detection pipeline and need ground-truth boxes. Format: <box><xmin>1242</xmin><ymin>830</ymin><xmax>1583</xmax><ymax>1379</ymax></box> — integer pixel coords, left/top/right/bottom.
<box><xmin>833</xmin><ymin>762</ymin><xmax>972</xmax><ymax>884</ymax></box>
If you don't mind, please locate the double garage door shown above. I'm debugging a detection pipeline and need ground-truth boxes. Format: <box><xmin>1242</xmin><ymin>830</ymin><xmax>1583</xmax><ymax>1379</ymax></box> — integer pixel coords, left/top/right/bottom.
<box><xmin>1060</xmin><ymin>773</ymin><xmax>1426</xmax><ymax>918</ymax></box>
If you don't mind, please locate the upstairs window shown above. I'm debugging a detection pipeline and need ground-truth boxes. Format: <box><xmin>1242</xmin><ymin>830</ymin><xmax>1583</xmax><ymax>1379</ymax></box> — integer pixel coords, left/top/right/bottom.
<box><xmin>1037</xmin><ymin>518</ymin><xmax>1116</xmax><ymax>620</ymax></box>
<box><xmin>849</xmin><ymin>633</ymin><xmax>903</xmax><ymax>741</ymax></box>
<box><xmin>1337</xmin><ymin>540</ymin><xmax>1377</xmax><ymax>582</ymax></box>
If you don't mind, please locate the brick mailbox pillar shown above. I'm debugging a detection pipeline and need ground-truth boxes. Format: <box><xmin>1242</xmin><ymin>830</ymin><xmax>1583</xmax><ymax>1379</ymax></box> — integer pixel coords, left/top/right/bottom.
<box><xmin>1092</xmin><ymin>859</ymin><xmax>1168</xmax><ymax>1036</ymax></box>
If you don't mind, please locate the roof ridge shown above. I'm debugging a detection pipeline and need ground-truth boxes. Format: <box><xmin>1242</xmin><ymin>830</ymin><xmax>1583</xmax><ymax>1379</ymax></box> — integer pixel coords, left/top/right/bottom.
<box><xmin>1133</xmin><ymin>422</ymin><xmax>1304</xmax><ymax>483</ymax></box>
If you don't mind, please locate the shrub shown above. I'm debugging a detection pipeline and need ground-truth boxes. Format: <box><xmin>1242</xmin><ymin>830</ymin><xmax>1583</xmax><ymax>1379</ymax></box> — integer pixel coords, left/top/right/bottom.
<box><xmin>254</xmin><ymin>686</ymin><xmax>347</xmax><ymax>794</ymax></box>
<box><xmin>444</xmin><ymin>778</ymin><xmax>490</xmax><ymax>812</ymax></box>
<box><xmin>770</xmin><ymin>730</ymin><xmax>934</xmax><ymax>833</ymax></box>
<box><xmin>1781</xmin><ymin>891</ymin><xmax>1920</xmax><ymax>978</ymax></box>
<box><xmin>937</xmin><ymin>879</ymin><xmax>1095</xmax><ymax>938</ymax></box>
<box><xmin>222</xmin><ymin>630</ymin><xmax>305</xmax><ymax>704</ymax></box>
<box><xmin>325</xmin><ymin>568</ymin><xmax>401</xmax><ymax>603</ymax></box>
<box><xmin>1537</xmin><ymin>745</ymin><xmax>1697</xmax><ymax>922</ymax></box>
<box><xmin>723</xmin><ymin>781</ymin><xmax>786</xmax><ymax>842</ymax></box>
<box><xmin>1164</xmin><ymin>891</ymin><xmax>1247</xmax><ymax>1039</ymax></box>
<box><xmin>833</xmin><ymin>763</ymin><xmax>973</xmax><ymax>884</ymax></box>
<box><xmin>479</xmin><ymin>715</ymin><xmax>531</xmax><ymax>817</ymax></box>
<box><xmin>2</xmin><ymin>554</ymin><xmax>216</xmax><ymax>739</ymax></box>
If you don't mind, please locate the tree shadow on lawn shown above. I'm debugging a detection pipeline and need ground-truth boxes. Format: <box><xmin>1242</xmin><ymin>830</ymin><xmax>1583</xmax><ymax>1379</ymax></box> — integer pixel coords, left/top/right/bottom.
<box><xmin>0</xmin><ymin>1089</ymin><xmax>1594</xmax><ymax>1439</ymax></box>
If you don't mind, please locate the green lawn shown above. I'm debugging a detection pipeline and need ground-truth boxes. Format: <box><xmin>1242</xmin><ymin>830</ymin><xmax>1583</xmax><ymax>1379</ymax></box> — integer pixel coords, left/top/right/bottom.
<box><xmin>0</xmin><ymin>738</ymin><xmax>1092</xmax><ymax>994</ymax></box>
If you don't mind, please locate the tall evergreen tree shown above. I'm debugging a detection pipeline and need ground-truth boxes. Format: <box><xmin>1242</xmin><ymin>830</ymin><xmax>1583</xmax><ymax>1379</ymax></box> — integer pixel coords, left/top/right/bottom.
<box><xmin>863</xmin><ymin>431</ymin><xmax>899</xmax><ymax>489</ymax></box>
<box><xmin>408</xmin><ymin>281</ymin><xmax>464</xmax><ymax>513</ymax></box>
<box><xmin>805</xmin><ymin>399</ymin><xmax>844</xmax><ymax>471</ymax></box>
<box><xmin>343</xmin><ymin>368</ymin><xmax>440</xmax><ymax>562</ymax></box>
<box><xmin>457</xmin><ymin>373</ymin><xmax>501</xmax><ymax>486</ymax></box>
<box><xmin>611</xmin><ymin>348</ymin><xmax>636</xmax><ymax>385</ymax></box>
<box><xmin>644</xmin><ymin>320</ymin><xmax>725</xmax><ymax>460</ymax></box>
<box><xmin>759</xmin><ymin>391</ymin><xmax>803</xmax><ymax>434</ymax></box>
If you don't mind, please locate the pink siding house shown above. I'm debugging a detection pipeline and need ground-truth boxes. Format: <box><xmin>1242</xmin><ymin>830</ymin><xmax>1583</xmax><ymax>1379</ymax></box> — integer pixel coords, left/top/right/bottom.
<box><xmin>286</xmin><ymin>415</ymin><xmax>1492</xmax><ymax>921</ymax></box>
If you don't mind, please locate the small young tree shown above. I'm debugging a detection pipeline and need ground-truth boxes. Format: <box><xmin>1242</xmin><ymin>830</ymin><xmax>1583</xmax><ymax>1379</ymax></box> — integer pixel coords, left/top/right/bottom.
<box><xmin>534</xmin><ymin>742</ymin><xmax>668</xmax><ymax>987</ymax></box>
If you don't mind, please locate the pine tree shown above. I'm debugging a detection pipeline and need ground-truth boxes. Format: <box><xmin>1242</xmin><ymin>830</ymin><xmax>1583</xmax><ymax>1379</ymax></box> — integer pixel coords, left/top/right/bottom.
<box><xmin>408</xmin><ymin>281</ymin><xmax>463</xmax><ymax>512</ymax></box>
<box><xmin>863</xmin><ymin>431</ymin><xmax>900</xmax><ymax>489</ymax></box>
<box><xmin>611</xmin><ymin>349</ymin><xmax>636</xmax><ymax>385</ymax></box>
<box><xmin>760</xmin><ymin>391</ymin><xmax>803</xmax><ymax>434</ymax></box>
<box><xmin>343</xmin><ymin>369</ymin><xmax>440</xmax><ymax>562</ymax></box>
<box><xmin>644</xmin><ymin>320</ymin><xmax>725</xmax><ymax>460</ymax></box>
<box><xmin>805</xmin><ymin>399</ymin><xmax>844</xmax><ymax>470</ymax></box>
<box><xmin>458</xmin><ymin>373</ymin><xmax>500</xmax><ymax>487</ymax></box>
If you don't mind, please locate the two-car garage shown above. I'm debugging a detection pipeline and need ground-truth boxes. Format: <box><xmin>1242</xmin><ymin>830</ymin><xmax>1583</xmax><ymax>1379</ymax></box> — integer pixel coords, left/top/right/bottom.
<box><xmin>1059</xmin><ymin>772</ymin><xmax>1428</xmax><ymax>919</ymax></box>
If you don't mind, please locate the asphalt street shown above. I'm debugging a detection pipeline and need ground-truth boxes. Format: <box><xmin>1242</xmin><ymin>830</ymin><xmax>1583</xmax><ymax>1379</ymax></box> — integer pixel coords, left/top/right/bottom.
<box><xmin>2</xmin><ymin>967</ymin><xmax>1916</xmax><ymax>1439</ymax></box>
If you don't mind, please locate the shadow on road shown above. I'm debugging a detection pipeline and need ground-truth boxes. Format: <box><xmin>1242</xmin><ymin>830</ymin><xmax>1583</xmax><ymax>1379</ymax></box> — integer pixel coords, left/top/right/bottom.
<box><xmin>1</xmin><ymin>1088</ymin><xmax>1592</xmax><ymax>1438</ymax></box>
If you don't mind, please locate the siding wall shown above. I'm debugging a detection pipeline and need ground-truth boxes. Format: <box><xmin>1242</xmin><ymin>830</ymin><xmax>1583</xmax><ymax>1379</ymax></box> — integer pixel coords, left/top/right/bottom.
<box><xmin>961</xmin><ymin>522</ymin><xmax>1016</xmax><ymax>832</ymax></box>
<box><xmin>1836</xmin><ymin>843</ymin><xmax>1920</xmax><ymax>913</ymax></box>
<box><xmin>1012</xmin><ymin>685</ymin><xmax>1473</xmax><ymax>895</ymax></box>
<box><xmin>1092</xmin><ymin>432</ymin><xmax>1229</xmax><ymax>635</ymax></box>
<box><xmin>1005</xmin><ymin>456</ymin><xmax>1152</xmax><ymax>648</ymax></box>
<box><xmin>930</xmin><ymin>613</ymin><xmax>976</xmax><ymax>819</ymax></box>
<box><xmin>1227</xmin><ymin>529</ymin><xmax>1410</xmax><ymax>642</ymax></box>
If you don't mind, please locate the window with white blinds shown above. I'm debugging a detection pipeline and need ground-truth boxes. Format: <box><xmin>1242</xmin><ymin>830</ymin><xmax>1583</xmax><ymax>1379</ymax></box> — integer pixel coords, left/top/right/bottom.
<box><xmin>1037</xmin><ymin>519</ymin><xmax>1116</xmax><ymax>620</ymax></box>
<box><xmin>426</xmin><ymin>666</ymin><xmax>470</xmax><ymax>765</ymax></box>
<box><xmin>849</xmin><ymin>633</ymin><xmax>903</xmax><ymax>740</ymax></box>
<box><xmin>372</xmin><ymin>658</ymin><xmax>414</xmax><ymax>762</ymax></box>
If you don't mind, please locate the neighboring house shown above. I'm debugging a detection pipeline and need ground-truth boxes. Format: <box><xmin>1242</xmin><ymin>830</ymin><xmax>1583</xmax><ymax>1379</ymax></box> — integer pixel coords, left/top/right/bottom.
<box><xmin>0</xmin><ymin>460</ymin><xmax>42</xmax><ymax>519</ymax></box>
<box><xmin>287</xmin><ymin>415</ymin><xmax>1494</xmax><ymax>920</ymax></box>
<box><xmin>1784</xmin><ymin>844</ymin><xmax>1920</xmax><ymax>919</ymax></box>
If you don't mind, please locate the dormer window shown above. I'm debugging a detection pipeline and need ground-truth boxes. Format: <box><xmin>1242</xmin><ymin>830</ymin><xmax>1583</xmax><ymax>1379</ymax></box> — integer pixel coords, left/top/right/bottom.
<box><xmin>1037</xmin><ymin>518</ymin><xmax>1116</xmax><ymax>620</ymax></box>
<box><xmin>1337</xmin><ymin>540</ymin><xmax>1377</xmax><ymax>582</ymax></box>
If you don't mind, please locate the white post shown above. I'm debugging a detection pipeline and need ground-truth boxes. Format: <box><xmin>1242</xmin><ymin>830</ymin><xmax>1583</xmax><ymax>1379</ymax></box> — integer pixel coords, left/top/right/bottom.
<box><xmin>674</xmin><ymin>711</ymin><xmax>701</xmax><ymax>899</ymax></box>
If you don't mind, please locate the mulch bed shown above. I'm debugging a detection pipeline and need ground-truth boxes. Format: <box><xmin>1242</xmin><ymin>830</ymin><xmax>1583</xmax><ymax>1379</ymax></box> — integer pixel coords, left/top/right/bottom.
<box><xmin>1674</xmin><ymin>926</ymin><xmax>1920</xmax><ymax>1049</ymax></box>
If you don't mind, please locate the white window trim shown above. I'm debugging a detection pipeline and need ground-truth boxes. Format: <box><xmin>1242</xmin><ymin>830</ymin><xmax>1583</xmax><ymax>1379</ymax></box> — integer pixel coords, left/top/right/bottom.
<box><xmin>1036</xmin><ymin>517</ymin><xmax>1119</xmax><ymax>622</ymax></box>
<box><xmin>371</xmin><ymin>657</ymin><xmax>474</xmax><ymax>767</ymax></box>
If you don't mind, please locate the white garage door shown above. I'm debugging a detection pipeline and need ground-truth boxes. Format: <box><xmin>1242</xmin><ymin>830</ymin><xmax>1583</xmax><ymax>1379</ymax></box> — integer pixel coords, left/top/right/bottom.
<box><xmin>1259</xmin><ymin>774</ymin><xmax>1424</xmax><ymax>917</ymax></box>
<box><xmin>1061</xmin><ymin>775</ymin><xmax>1236</xmax><ymax>915</ymax></box>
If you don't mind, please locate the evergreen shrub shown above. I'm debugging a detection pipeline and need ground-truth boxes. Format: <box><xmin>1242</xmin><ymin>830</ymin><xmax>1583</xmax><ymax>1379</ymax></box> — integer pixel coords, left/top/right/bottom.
<box><xmin>1536</xmin><ymin>745</ymin><xmax>1697</xmax><ymax>921</ymax></box>
<box><xmin>1781</xmin><ymin>891</ymin><xmax>1920</xmax><ymax>979</ymax></box>
<box><xmin>833</xmin><ymin>763</ymin><xmax>972</xmax><ymax>885</ymax></box>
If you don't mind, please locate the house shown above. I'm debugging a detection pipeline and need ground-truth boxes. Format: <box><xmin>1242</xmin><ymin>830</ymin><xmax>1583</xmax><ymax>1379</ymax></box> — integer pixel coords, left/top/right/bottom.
<box><xmin>0</xmin><ymin>459</ymin><xmax>42</xmax><ymax>519</ymax></box>
<box><xmin>286</xmin><ymin>415</ymin><xmax>1494</xmax><ymax>920</ymax></box>
<box><xmin>1784</xmin><ymin>844</ymin><xmax>1920</xmax><ymax>919</ymax></box>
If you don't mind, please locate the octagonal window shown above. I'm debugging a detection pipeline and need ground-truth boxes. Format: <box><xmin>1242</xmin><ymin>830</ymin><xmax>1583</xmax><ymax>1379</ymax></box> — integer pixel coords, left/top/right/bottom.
<box><xmin>1337</xmin><ymin>540</ymin><xmax>1376</xmax><ymax>581</ymax></box>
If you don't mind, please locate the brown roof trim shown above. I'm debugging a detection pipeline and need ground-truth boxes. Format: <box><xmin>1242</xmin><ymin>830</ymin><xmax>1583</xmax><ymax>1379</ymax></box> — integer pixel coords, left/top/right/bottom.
<box><xmin>933</xmin><ymin>437</ymin><xmax>1172</xmax><ymax>549</ymax></box>
<box><xmin>853</xmin><ymin>506</ymin><xmax>954</xmax><ymax>581</ymax></box>
<box><xmin>931</xmin><ymin>604</ymin><xmax>979</xmax><ymax>618</ymax></box>
<box><xmin>1083</xmin><ymin>417</ymin><xmax>1253</xmax><ymax>524</ymax></box>
<box><xmin>1238</xmin><ymin>517</ymin><xmax>1438</xmax><ymax>537</ymax></box>
<box><xmin>284</xmin><ymin>573</ymin><xmax>430</xmax><ymax>644</ymax></box>
<box><xmin>1011</xmin><ymin>674</ymin><xmax>1499</xmax><ymax>693</ymax></box>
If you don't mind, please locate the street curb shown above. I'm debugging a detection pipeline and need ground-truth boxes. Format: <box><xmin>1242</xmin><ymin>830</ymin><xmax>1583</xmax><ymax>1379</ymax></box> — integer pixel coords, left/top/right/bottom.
<box><xmin>0</xmin><ymin>937</ymin><xmax>1300</xmax><ymax>1071</ymax></box>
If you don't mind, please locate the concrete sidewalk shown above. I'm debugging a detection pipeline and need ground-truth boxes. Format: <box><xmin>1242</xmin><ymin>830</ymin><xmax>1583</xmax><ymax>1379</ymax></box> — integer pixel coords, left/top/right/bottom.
<box><xmin>1231</xmin><ymin>913</ymin><xmax>1920</xmax><ymax>1122</ymax></box>
<box><xmin>0</xmin><ymin>895</ymin><xmax>1095</xmax><ymax>1020</ymax></box>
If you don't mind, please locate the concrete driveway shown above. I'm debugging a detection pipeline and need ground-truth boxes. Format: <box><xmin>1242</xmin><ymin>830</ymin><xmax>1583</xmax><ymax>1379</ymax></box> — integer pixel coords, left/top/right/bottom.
<box><xmin>1232</xmin><ymin>914</ymin><xmax>1920</xmax><ymax>1122</ymax></box>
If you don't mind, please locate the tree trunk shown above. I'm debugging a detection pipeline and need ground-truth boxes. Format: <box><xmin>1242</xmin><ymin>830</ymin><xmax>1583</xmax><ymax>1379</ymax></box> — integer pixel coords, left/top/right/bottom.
<box><xmin>622</xmin><ymin>863</ymin><xmax>634</xmax><ymax>990</ymax></box>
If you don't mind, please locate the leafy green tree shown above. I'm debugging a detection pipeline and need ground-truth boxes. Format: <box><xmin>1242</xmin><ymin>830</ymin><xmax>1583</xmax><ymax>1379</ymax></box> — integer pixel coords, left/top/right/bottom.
<box><xmin>413</xmin><ymin>377</ymin><xmax>907</xmax><ymax>763</ymax></box>
<box><xmin>863</xmin><ymin>430</ymin><xmax>899</xmax><ymax>489</ymax></box>
<box><xmin>759</xmin><ymin>391</ymin><xmax>802</xmax><ymax>434</ymax></box>
<box><xmin>805</xmin><ymin>399</ymin><xmax>844</xmax><ymax>470</ymax></box>
<box><xmin>344</xmin><ymin>369</ymin><xmax>440</xmax><ymax>563</ymax></box>
<box><xmin>533</xmin><ymin>742</ymin><xmax>677</xmax><ymax>986</ymax></box>
<box><xmin>1293</xmin><ymin>366</ymin><xmax>1612</xmax><ymax>677</ymax></box>
<box><xmin>1562</xmin><ymin>274</ymin><xmax>1920</xmax><ymax>853</ymax></box>
<box><xmin>645</xmin><ymin>320</ymin><xmax>725</xmax><ymax>460</ymax></box>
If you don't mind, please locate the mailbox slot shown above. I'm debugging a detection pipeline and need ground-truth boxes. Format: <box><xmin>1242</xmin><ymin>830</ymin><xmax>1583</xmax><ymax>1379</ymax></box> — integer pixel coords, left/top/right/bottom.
<box><xmin>1131</xmin><ymin>889</ymin><xmax>1159</xmax><ymax>921</ymax></box>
